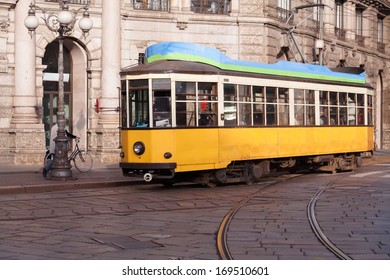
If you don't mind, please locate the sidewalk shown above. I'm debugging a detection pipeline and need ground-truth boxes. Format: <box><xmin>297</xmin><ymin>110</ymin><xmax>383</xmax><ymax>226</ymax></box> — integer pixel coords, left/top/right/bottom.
<box><xmin>0</xmin><ymin>161</ymin><xmax>140</xmax><ymax>195</ymax></box>
<box><xmin>0</xmin><ymin>150</ymin><xmax>390</xmax><ymax>195</ymax></box>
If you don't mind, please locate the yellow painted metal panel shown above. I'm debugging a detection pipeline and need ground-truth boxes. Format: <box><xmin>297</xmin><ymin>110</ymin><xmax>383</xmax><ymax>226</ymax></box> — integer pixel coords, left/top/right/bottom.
<box><xmin>219</xmin><ymin>126</ymin><xmax>373</xmax><ymax>161</ymax></box>
<box><xmin>277</xmin><ymin>127</ymin><xmax>374</xmax><ymax>156</ymax></box>
<box><xmin>121</xmin><ymin>130</ymin><xmax>175</xmax><ymax>163</ymax></box>
<box><xmin>219</xmin><ymin>128</ymin><xmax>278</xmax><ymax>161</ymax></box>
<box><xmin>121</xmin><ymin>126</ymin><xmax>374</xmax><ymax>173</ymax></box>
<box><xmin>174</xmin><ymin>129</ymin><xmax>220</xmax><ymax>171</ymax></box>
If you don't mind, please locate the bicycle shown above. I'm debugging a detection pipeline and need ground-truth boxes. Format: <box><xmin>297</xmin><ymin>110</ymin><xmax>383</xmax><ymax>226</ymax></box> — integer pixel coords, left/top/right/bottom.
<box><xmin>68</xmin><ymin>137</ymin><xmax>93</xmax><ymax>172</ymax></box>
<box><xmin>43</xmin><ymin>137</ymin><xmax>93</xmax><ymax>177</ymax></box>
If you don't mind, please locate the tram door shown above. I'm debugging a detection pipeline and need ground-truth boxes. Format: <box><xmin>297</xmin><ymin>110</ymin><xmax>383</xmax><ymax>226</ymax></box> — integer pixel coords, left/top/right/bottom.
<box><xmin>42</xmin><ymin>42</ymin><xmax>72</xmax><ymax>148</ymax></box>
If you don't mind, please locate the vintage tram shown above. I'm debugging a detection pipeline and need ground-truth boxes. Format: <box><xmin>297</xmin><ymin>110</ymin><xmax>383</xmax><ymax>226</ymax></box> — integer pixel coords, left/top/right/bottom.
<box><xmin>119</xmin><ymin>42</ymin><xmax>374</xmax><ymax>186</ymax></box>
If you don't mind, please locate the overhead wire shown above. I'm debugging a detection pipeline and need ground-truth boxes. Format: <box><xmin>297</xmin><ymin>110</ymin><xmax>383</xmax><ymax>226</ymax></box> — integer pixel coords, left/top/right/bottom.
<box><xmin>290</xmin><ymin>3</ymin><xmax>390</xmax><ymax>34</ymax></box>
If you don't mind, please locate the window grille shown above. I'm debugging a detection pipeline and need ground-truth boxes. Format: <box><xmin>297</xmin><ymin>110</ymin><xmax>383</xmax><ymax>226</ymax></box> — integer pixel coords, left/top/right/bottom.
<box><xmin>191</xmin><ymin>0</ymin><xmax>231</xmax><ymax>15</ymax></box>
<box><xmin>355</xmin><ymin>35</ymin><xmax>364</xmax><ymax>47</ymax></box>
<box><xmin>133</xmin><ymin>0</ymin><xmax>169</xmax><ymax>11</ymax></box>
<box><xmin>335</xmin><ymin>27</ymin><xmax>346</xmax><ymax>40</ymax></box>
<box><xmin>276</xmin><ymin>0</ymin><xmax>290</xmax><ymax>21</ymax></box>
<box><xmin>335</xmin><ymin>0</ymin><xmax>345</xmax><ymax>40</ymax></box>
<box><xmin>45</xmin><ymin>0</ymin><xmax>90</xmax><ymax>4</ymax></box>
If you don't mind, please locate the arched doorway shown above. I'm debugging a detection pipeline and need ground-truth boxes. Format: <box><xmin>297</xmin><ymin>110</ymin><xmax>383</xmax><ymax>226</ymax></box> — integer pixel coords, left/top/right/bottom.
<box><xmin>42</xmin><ymin>39</ymin><xmax>89</xmax><ymax>150</ymax></box>
<box><xmin>42</xmin><ymin>41</ymin><xmax>71</xmax><ymax>147</ymax></box>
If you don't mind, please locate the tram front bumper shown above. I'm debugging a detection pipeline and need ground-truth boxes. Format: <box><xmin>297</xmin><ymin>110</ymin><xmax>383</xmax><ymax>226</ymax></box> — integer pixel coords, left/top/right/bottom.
<box><xmin>120</xmin><ymin>162</ymin><xmax>176</xmax><ymax>181</ymax></box>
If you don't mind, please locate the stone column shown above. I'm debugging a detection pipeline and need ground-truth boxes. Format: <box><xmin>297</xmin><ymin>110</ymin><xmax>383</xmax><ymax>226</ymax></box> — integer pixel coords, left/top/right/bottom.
<box><xmin>171</xmin><ymin>0</ymin><xmax>180</xmax><ymax>11</ymax></box>
<box><xmin>95</xmin><ymin>0</ymin><xmax>121</xmax><ymax>163</ymax></box>
<box><xmin>98</xmin><ymin>0</ymin><xmax>121</xmax><ymax>127</ymax></box>
<box><xmin>230</xmin><ymin>0</ymin><xmax>239</xmax><ymax>14</ymax></box>
<box><xmin>363</xmin><ymin>8</ymin><xmax>377</xmax><ymax>49</ymax></box>
<box><xmin>11</xmin><ymin>0</ymin><xmax>39</xmax><ymax>125</ymax></box>
<box><xmin>322</xmin><ymin>0</ymin><xmax>333</xmax><ymax>37</ymax></box>
<box><xmin>182</xmin><ymin>0</ymin><xmax>190</xmax><ymax>11</ymax></box>
<box><xmin>344</xmin><ymin>1</ymin><xmax>355</xmax><ymax>41</ymax></box>
<box><xmin>9</xmin><ymin>0</ymin><xmax>44</xmax><ymax>164</ymax></box>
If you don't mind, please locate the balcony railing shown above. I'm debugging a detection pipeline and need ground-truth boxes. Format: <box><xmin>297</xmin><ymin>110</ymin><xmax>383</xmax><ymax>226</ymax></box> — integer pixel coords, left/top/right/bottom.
<box><xmin>335</xmin><ymin>27</ymin><xmax>346</xmax><ymax>40</ymax></box>
<box><xmin>378</xmin><ymin>42</ymin><xmax>385</xmax><ymax>53</ymax></box>
<box><xmin>276</xmin><ymin>7</ymin><xmax>289</xmax><ymax>21</ymax></box>
<box><xmin>355</xmin><ymin>34</ymin><xmax>365</xmax><ymax>47</ymax></box>
<box><xmin>45</xmin><ymin>0</ymin><xmax>90</xmax><ymax>4</ymax></box>
<box><xmin>191</xmin><ymin>0</ymin><xmax>231</xmax><ymax>15</ymax></box>
<box><xmin>133</xmin><ymin>0</ymin><xmax>169</xmax><ymax>11</ymax></box>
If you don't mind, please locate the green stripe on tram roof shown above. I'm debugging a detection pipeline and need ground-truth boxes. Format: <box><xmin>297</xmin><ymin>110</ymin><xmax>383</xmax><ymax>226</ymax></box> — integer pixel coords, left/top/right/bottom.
<box><xmin>147</xmin><ymin>53</ymin><xmax>365</xmax><ymax>85</ymax></box>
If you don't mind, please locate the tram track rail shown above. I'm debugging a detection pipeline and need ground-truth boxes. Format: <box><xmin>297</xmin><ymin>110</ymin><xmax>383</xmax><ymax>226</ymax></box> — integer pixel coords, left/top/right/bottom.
<box><xmin>217</xmin><ymin>193</ymin><xmax>253</xmax><ymax>260</ymax></box>
<box><xmin>216</xmin><ymin>175</ymin><xmax>354</xmax><ymax>260</ymax></box>
<box><xmin>216</xmin><ymin>175</ymin><xmax>302</xmax><ymax>260</ymax></box>
<box><xmin>307</xmin><ymin>181</ymin><xmax>352</xmax><ymax>260</ymax></box>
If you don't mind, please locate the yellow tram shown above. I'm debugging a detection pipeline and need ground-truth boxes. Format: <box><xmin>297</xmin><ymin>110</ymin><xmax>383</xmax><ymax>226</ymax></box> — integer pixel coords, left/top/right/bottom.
<box><xmin>119</xmin><ymin>42</ymin><xmax>374</xmax><ymax>186</ymax></box>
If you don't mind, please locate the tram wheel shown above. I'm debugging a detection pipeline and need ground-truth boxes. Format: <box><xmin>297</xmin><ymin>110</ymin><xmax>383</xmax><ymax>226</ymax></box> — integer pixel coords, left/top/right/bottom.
<box><xmin>200</xmin><ymin>172</ymin><xmax>217</xmax><ymax>188</ymax></box>
<box><xmin>162</xmin><ymin>180</ymin><xmax>174</xmax><ymax>187</ymax></box>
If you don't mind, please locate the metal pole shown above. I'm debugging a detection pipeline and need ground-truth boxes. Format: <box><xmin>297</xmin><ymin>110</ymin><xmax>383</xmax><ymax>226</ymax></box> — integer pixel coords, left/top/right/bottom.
<box><xmin>24</xmin><ymin>0</ymin><xmax>92</xmax><ymax>179</ymax></box>
<box><xmin>319</xmin><ymin>2</ymin><xmax>324</xmax><ymax>66</ymax></box>
<box><xmin>50</xmin><ymin>28</ymin><xmax>72</xmax><ymax>178</ymax></box>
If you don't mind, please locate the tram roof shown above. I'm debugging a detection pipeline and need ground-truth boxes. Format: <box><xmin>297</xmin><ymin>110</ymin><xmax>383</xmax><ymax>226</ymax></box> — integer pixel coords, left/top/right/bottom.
<box><xmin>121</xmin><ymin>59</ymin><xmax>221</xmax><ymax>75</ymax></box>
<box><xmin>121</xmin><ymin>42</ymin><xmax>367</xmax><ymax>86</ymax></box>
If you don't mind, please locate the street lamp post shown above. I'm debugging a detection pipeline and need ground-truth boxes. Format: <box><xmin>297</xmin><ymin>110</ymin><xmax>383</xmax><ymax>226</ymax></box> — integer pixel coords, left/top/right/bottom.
<box><xmin>24</xmin><ymin>0</ymin><xmax>93</xmax><ymax>179</ymax></box>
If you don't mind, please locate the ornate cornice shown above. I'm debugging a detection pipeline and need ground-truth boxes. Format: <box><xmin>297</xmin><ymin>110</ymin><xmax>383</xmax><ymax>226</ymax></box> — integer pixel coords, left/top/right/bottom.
<box><xmin>357</xmin><ymin>0</ymin><xmax>390</xmax><ymax>15</ymax></box>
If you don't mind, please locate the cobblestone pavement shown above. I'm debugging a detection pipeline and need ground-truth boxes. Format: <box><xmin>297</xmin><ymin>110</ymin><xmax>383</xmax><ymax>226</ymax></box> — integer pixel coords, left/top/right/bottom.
<box><xmin>0</xmin><ymin>183</ymin><xmax>262</xmax><ymax>259</ymax></box>
<box><xmin>227</xmin><ymin>167</ymin><xmax>390</xmax><ymax>260</ymax></box>
<box><xmin>0</xmin><ymin>163</ymin><xmax>389</xmax><ymax>260</ymax></box>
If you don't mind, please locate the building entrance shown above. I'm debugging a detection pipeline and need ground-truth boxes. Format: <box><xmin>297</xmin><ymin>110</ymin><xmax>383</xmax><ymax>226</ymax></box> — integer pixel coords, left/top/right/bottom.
<box><xmin>42</xmin><ymin>41</ymin><xmax>72</xmax><ymax>148</ymax></box>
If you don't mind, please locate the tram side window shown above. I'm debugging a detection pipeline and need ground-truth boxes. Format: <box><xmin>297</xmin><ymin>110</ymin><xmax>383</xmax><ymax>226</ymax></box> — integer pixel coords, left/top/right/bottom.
<box><xmin>338</xmin><ymin>92</ymin><xmax>348</xmax><ymax>125</ymax></box>
<box><xmin>356</xmin><ymin>94</ymin><xmax>365</xmax><ymax>125</ymax></box>
<box><xmin>347</xmin><ymin>93</ymin><xmax>356</xmax><ymax>125</ymax></box>
<box><xmin>329</xmin><ymin>92</ymin><xmax>338</xmax><ymax>125</ymax></box>
<box><xmin>294</xmin><ymin>89</ymin><xmax>314</xmax><ymax>125</ymax></box>
<box><xmin>223</xmin><ymin>84</ymin><xmax>237</xmax><ymax>126</ymax></box>
<box><xmin>253</xmin><ymin>86</ymin><xmax>265</xmax><ymax>125</ymax></box>
<box><xmin>321</xmin><ymin>91</ymin><xmax>359</xmax><ymax>125</ymax></box>
<box><xmin>321</xmin><ymin>91</ymin><xmax>342</xmax><ymax>125</ymax></box>
<box><xmin>319</xmin><ymin>91</ymin><xmax>329</xmax><ymax>125</ymax></box>
<box><xmin>278</xmin><ymin>88</ymin><xmax>289</xmax><ymax>126</ymax></box>
<box><xmin>176</xmin><ymin>82</ymin><xmax>196</xmax><ymax>127</ymax></box>
<box><xmin>294</xmin><ymin>89</ymin><xmax>304</xmax><ymax>125</ymax></box>
<box><xmin>121</xmin><ymin>80</ymin><xmax>128</xmax><ymax>128</ymax></box>
<box><xmin>368</xmin><ymin>95</ymin><xmax>373</xmax><ymax>125</ymax></box>
<box><xmin>238</xmin><ymin>85</ymin><xmax>252</xmax><ymax>126</ymax></box>
<box><xmin>265</xmin><ymin>87</ymin><xmax>277</xmax><ymax>125</ymax></box>
<box><xmin>153</xmin><ymin>91</ymin><xmax>171</xmax><ymax>127</ymax></box>
<box><xmin>306</xmin><ymin>90</ymin><xmax>315</xmax><ymax>125</ymax></box>
<box><xmin>198</xmin><ymin>82</ymin><xmax>218</xmax><ymax>126</ymax></box>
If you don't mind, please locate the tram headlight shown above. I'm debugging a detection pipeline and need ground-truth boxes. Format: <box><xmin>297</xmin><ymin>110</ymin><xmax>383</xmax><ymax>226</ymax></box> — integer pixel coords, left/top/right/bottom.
<box><xmin>133</xmin><ymin>141</ymin><xmax>145</xmax><ymax>155</ymax></box>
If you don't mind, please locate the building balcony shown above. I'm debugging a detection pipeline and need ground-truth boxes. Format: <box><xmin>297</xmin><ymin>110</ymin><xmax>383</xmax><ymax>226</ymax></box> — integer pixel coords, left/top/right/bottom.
<box><xmin>355</xmin><ymin>34</ymin><xmax>365</xmax><ymax>47</ymax></box>
<box><xmin>45</xmin><ymin>0</ymin><xmax>89</xmax><ymax>4</ymax></box>
<box><xmin>335</xmin><ymin>27</ymin><xmax>346</xmax><ymax>40</ymax></box>
<box><xmin>378</xmin><ymin>42</ymin><xmax>385</xmax><ymax>53</ymax></box>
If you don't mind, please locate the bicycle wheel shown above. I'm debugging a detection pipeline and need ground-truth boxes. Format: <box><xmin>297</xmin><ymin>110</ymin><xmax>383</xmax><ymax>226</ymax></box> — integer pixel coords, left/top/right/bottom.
<box><xmin>74</xmin><ymin>151</ymin><xmax>93</xmax><ymax>173</ymax></box>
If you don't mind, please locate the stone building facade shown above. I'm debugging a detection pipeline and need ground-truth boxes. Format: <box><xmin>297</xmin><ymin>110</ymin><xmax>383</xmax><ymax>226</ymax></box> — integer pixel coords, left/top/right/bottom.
<box><xmin>0</xmin><ymin>0</ymin><xmax>389</xmax><ymax>165</ymax></box>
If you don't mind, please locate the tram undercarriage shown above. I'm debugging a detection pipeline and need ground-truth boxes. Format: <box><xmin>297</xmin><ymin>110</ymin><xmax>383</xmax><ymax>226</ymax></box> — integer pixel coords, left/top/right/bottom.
<box><xmin>122</xmin><ymin>153</ymin><xmax>365</xmax><ymax>187</ymax></box>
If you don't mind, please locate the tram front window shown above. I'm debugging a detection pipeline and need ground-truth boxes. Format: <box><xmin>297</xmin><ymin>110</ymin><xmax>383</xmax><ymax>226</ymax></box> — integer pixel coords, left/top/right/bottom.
<box><xmin>123</xmin><ymin>79</ymin><xmax>149</xmax><ymax>128</ymax></box>
<box><xmin>130</xmin><ymin>89</ymin><xmax>149</xmax><ymax>127</ymax></box>
<box><xmin>153</xmin><ymin>91</ymin><xmax>172</xmax><ymax>127</ymax></box>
